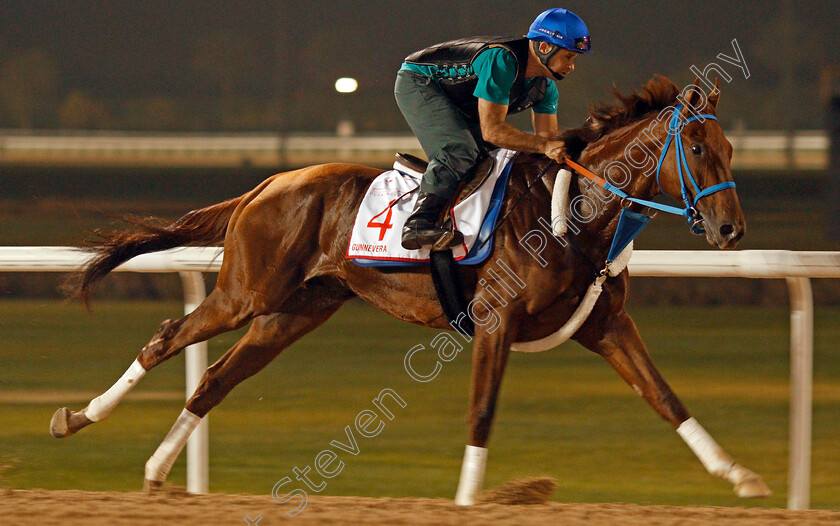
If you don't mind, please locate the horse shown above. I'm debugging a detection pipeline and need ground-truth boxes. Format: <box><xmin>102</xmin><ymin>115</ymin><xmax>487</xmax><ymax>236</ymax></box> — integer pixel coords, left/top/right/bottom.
<box><xmin>50</xmin><ymin>75</ymin><xmax>769</xmax><ymax>504</ymax></box>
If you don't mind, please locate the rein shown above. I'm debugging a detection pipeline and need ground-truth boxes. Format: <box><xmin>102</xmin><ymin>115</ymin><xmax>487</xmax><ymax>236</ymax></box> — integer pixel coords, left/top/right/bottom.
<box><xmin>512</xmin><ymin>106</ymin><xmax>739</xmax><ymax>353</ymax></box>
<box><xmin>564</xmin><ymin>104</ymin><xmax>735</xmax><ymax>235</ymax></box>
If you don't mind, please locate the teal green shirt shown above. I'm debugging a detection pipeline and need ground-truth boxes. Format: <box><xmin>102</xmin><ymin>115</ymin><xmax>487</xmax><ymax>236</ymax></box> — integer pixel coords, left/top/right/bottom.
<box><xmin>400</xmin><ymin>47</ymin><xmax>559</xmax><ymax>114</ymax></box>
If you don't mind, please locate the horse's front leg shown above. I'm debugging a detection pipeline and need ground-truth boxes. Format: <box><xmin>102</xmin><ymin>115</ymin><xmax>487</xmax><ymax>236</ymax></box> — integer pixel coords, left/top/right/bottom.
<box><xmin>577</xmin><ymin>309</ymin><xmax>771</xmax><ymax>498</ymax></box>
<box><xmin>454</xmin><ymin>324</ymin><xmax>512</xmax><ymax>505</ymax></box>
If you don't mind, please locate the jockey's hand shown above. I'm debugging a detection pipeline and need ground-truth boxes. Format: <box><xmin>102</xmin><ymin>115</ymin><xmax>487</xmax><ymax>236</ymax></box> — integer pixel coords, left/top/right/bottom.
<box><xmin>544</xmin><ymin>140</ymin><xmax>567</xmax><ymax>163</ymax></box>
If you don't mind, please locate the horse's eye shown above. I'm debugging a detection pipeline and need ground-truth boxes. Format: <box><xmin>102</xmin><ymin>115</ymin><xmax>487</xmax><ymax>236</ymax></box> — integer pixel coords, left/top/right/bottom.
<box><xmin>691</xmin><ymin>144</ymin><xmax>703</xmax><ymax>155</ymax></box>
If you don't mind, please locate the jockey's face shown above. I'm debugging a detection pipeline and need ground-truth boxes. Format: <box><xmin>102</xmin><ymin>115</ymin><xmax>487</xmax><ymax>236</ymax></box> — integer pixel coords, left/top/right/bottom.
<box><xmin>546</xmin><ymin>49</ymin><xmax>579</xmax><ymax>79</ymax></box>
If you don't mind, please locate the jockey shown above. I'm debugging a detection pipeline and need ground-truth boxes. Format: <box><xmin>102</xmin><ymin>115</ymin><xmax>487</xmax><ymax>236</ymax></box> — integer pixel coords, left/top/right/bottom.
<box><xmin>395</xmin><ymin>7</ymin><xmax>591</xmax><ymax>250</ymax></box>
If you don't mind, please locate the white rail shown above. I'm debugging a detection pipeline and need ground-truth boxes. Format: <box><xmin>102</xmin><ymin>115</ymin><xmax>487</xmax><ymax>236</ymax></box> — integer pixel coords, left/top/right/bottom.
<box><xmin>0</xmin><ymin>129</ymin><xmax>826</xmax><ymax>152</ymax></box>
<box><xmin>0</xmin><ymin>130</ymin><xmax>830</xmax><ymax>169</ymax></box>
<box><xmin>1</xmin><ymin>246</ymin><xmax>838</xmax><ymax>509</ymax></box>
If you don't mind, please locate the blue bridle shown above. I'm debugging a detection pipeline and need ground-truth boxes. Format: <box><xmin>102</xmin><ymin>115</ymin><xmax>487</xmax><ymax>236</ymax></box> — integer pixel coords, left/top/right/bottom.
<box><xmin>654</xmin><ymin>104</ymin><xmax>736</xmax><ymax>234</ymax></box>
<box><xmin>589</xmin><ymin>104</ymin><xmax>736</xmax><ymax>235</ymax></box>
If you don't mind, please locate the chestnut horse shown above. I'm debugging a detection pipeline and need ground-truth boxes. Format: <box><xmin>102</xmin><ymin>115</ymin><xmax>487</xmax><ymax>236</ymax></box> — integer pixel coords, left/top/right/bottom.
<box><xmin>51</xmin><ymin>76</ymin><xmax>769</xmax><ymax>503</ymax></box>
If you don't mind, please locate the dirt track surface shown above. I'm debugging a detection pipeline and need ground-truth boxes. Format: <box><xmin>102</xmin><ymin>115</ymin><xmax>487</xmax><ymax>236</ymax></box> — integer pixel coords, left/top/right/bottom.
<box><xmin>3</xmin><ymin>489</ymin><xmax>840</xmax><ymax>525</ymax></box>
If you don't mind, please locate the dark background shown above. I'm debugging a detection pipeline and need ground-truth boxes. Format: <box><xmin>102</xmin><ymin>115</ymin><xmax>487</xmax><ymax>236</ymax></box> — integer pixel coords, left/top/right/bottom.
<box><xmin>1</xmin><ymin>1</ymin><xmax>839</xmax><ymax>303</ymax></box>
<box><xmin>1</xmin><ymin>0</ymin><xmax>838</xmax><ymax>132</ymax></box>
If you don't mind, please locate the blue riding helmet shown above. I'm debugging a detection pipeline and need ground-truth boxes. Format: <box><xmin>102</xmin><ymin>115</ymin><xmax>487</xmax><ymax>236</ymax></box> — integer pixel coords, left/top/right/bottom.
<box><xmin>527</xmin><ymin>8</ymin><xmax>591</xmax><ymax>53</ymax></box>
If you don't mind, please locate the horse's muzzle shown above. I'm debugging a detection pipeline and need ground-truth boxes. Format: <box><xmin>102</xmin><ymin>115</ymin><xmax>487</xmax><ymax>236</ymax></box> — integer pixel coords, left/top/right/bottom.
<box><xmin>703</xmin><ymin>216</ymin><xmax>746</xmax><ymax>249</ymax></box>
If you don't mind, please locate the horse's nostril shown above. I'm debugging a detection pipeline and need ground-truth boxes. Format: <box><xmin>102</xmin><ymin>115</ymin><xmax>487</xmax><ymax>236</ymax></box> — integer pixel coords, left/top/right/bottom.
<box><xmin>720</xmin><ymin>224</ymin><xmax>735</xmax><ymax>238</ymax></box>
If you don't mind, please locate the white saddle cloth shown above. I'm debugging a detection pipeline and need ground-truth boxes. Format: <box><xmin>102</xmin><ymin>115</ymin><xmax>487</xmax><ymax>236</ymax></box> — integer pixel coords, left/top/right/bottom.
<box><xmin>346</xmin><ymin>148</ymin><xmax>516</xmax><ymax>263</ymax></box>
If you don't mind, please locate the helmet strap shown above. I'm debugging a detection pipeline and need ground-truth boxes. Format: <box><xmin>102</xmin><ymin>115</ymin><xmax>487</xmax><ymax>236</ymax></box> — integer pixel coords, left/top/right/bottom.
<box><xmin>531</xmin><ymin>41</ymin><xmax>565</xmax><ymax>81</ymax></box>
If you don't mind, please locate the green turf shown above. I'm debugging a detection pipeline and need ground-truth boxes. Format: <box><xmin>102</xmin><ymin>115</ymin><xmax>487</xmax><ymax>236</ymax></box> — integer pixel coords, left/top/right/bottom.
<box><xmin>1</xmin><ymin>299</ymin><xmax>838</xmax><ymax>509</ymax></box>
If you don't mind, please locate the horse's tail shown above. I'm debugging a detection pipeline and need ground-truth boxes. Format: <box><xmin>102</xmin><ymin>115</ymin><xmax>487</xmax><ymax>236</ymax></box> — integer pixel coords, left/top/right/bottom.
<box><xmin>73</xmin><ymin>194</ymin><xmax>245</xmax><ymax>305</ymax></box>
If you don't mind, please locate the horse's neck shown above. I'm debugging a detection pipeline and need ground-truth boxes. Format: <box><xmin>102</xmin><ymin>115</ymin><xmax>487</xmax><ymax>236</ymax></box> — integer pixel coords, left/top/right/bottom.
<box><xmin>568</xmin><ymin>118</ymin><xmax>662</xmax><ymax>253</ymax></box>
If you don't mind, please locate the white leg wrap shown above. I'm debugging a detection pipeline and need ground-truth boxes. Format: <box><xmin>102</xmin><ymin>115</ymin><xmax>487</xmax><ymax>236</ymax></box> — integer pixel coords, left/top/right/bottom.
<box><xmin>677</xmin><ymin>417</ymin><xmax>735</xmax><ymax>478</ymax></box>
<box><xmin>454</xmin><ymin>445</ymin><xmax>487</xmax><ymax>506</ymax></box>
<box><xmin>145</xmin><ymin>408</ymin><xmax>201</xmax><ymax>483</ymax></box>
<box><xmin>85</xmin><ymin>359</ymin><xmax>147</xmax><ymax>422</ymax></box>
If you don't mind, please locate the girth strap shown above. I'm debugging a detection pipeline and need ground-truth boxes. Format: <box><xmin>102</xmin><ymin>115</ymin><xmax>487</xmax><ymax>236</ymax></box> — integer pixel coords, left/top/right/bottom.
<box><xmin>429</xmin><ymin>249</ymin><xmax>474</xmax><ymax>337</ymax></box>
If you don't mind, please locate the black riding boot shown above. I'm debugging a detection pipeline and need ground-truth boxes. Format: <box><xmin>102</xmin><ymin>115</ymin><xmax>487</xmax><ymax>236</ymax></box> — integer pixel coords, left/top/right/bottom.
<box><xmin>401</xmin><ymin>191</ymin><xmax>464</xmax><ymax>250</ymax></box>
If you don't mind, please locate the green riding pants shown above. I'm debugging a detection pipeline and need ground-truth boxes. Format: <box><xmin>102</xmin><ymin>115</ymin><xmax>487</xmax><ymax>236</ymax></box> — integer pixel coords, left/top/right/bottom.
<box><xmin>394</xmin><ymin>70</ymin><xmax>483</xmax><ymax>198</ymax></box>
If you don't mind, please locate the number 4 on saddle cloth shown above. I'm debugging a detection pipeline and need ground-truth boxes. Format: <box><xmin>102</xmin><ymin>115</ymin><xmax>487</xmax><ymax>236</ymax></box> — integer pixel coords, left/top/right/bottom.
<box><xmin>346</xmin><ymin>148</ymin><xmax>517</xmax><ymax>266</ymax></box>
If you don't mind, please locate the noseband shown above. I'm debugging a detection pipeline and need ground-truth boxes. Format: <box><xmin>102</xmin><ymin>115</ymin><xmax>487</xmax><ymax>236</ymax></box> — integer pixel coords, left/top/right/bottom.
<box><xmin>564</xmin><ymin>104</ymin><xmax>736</xmax><ymax>235</ymax></box>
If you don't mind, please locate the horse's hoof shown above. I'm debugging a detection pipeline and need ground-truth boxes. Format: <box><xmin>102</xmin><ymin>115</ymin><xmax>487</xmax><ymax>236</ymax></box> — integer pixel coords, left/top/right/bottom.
<box><xmin>144</xmin><ymin>479</ymin><xmax>164</xmax><ymax>493</ymax></box>
<box><xmin>734</xmin><ymin>475</ymin><xmax>772</xmax><ymax>498</ymax></box>
<box><xmin>50</xmin><ymin>407</ymin><xmax>93</xmax><ymax>438</ymax></box>
<box><xmin>50</xmin><ymin>407</ymin><xmax>75</xmax><ymax>438</ymax></box>
<box><xmin>728</xmin><ymin>463</ymin><xmax>772</xmax><ymax>498</ymax></box>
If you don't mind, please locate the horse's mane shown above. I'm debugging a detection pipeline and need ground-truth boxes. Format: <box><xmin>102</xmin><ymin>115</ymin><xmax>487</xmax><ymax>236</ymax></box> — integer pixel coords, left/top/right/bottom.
<box><xmin>558</xmin><ymin>75</ymin><xmax>680</xmax><ymax>160</ymax></box>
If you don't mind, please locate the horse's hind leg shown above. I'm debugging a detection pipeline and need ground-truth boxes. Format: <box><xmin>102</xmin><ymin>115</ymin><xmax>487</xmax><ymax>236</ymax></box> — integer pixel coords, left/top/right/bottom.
<box><xmin>50</xmin><ymin>269</ymin><xmax>286</xmax><ymax>439</ymax></box>
<box><xmin>143</xmin><ymin>291</ymin><xmax>347</xmax><ymax>490</ymax></box>
<box><xmin>51</xmin><ymin>188</ymin><xmax>328</xmax><ymax>438</ymax></box>
<box><xmin>577</xmin><ymin>310</ymin><xmax>771</xmax><ymax>498</ymax></box>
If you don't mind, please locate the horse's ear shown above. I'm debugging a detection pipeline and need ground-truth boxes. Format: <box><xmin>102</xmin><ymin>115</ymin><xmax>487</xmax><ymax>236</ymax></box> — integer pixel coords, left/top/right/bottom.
<box><xmin>679</xmin><ymin>77</ymin><xmax>706</xmax><ymax>117</ymax></box>
<box><xmin>707</xmin><ymin>78</ymin><xmax>721</xmax><ymax>112</ymax></box>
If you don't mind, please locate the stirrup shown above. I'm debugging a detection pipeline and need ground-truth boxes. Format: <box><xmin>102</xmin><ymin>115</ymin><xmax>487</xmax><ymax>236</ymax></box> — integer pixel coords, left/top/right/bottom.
<box><xmin>431</xmin><ymin>229</ymin><xmax>464</xmax><ymax>251</ymax></box>
<box><xmin>401</xmin><ymin>227</ymin><xmax>464</xmax><ymax>251</ymax></box>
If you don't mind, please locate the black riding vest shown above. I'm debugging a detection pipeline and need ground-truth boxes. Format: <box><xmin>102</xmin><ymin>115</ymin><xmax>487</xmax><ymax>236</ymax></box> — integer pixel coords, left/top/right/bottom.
<box><xmin>404</xmin><ymin>36</ymin><xmax>548</xmax><ymax>121</ymax></box>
